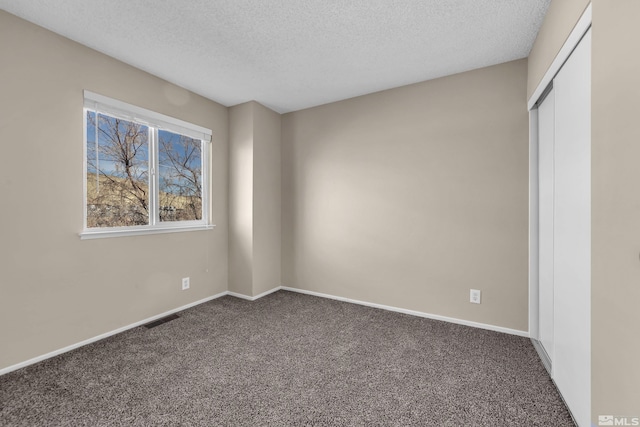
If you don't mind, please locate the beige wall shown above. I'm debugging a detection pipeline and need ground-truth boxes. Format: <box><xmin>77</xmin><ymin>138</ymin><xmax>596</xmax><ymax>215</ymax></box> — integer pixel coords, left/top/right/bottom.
<box><xmin>527</xmin><ymin>0</ymin><xmax>590</xmax><ymax>99</ymax></box>
<box><xmin>229</xmin><ymin>103</ymin><xmax>254</xmax><ymax>296</ymax></box>
<box><xmin>0</xmin><ymin>11</ymin><xmax>229</xmax><ymax>371</ymax></box>
<box><xmin>253</xmin><ymin>103</ymin><xmax>282</xmax><ymax>295</ymax></box>
<box><xmin>282</xmin><ymin>59</ymin><xmax>530</xmax><ymax>331</ymax></box>
<box><xmin>591</xmin><ymin>0</ymin><xmax>640</xmax><ymax>417</ymax></box>
<box><xmin>7</xmin><ymin>4</ymin><xmax>637</xmax><ymax>418</ymax></box>
<box><xmin>228</xmin><ymin>102</ymin><xmax>282</xmax><ymax>297</ymax></box>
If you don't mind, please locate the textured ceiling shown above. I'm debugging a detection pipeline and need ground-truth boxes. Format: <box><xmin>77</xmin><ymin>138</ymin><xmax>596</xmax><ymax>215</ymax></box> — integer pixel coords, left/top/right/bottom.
<box><xmin>0</xmin><ymin>0</ymin><xmax>550</xmax><ymax>113</ymax></box>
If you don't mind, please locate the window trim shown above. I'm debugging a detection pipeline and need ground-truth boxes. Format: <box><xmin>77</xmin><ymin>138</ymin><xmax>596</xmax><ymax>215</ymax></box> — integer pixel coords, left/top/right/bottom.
<box><xmin>83</xmin><ymin>91</ymin><xmax>212</xmax><ymax>141</ymax></box>
<box><xmin>80</xmin><ymin>91</ymin><xmax>213</xmax><ymax>239</ymax></box>
<box><xmin>80</xmin><ymin>224</ymin><xmax>215</xmax><ymax>240</ymax></box>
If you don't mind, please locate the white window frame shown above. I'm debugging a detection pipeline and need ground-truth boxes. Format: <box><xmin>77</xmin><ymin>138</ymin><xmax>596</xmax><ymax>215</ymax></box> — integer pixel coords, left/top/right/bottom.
<box><xmin>81</xmin><ymin>91</ymin><xmax>213</xmax><ymax>239</ymax></box>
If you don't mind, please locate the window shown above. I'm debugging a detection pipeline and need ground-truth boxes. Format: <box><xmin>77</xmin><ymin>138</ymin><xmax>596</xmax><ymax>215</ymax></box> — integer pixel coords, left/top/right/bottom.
<box><xmin>82</xmin><ymin>91</ymin><xmax>212</xmax><ymax>239</ymax></box>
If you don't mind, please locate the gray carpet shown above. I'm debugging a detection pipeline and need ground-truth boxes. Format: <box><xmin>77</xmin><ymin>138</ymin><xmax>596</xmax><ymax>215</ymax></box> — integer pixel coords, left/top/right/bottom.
<box><xmin>0</xmin><ymin>291</ymin><xmax>573</xmax><ymax>426</ymax></box>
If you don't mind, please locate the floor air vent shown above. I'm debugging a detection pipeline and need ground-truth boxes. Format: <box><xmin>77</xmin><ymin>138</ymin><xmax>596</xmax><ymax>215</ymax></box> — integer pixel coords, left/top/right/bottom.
<box><xmin>144</xmin><ymin>313</ymin><xmax>180</xmax><ymax>329</ymax></box>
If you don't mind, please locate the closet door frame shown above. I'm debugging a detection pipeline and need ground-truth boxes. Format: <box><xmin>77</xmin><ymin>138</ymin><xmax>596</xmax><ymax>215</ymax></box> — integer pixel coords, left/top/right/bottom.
<box><xmin>527</xmin><ymin>4</ymin><xmax>592</xmax><ymax>427</ymax></box>
<box><xmin>536</xmin><ymin>87</ymin><xmax>555</xmax><ymax>366</ymax></box>
<box><xmin>528</xmin><ymin>2</ymin><xmax>591</xmax><ymax>344</ymax></box>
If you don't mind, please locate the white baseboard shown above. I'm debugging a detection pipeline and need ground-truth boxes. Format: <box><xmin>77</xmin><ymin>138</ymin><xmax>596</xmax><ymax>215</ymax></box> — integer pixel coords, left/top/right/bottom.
<box><xmin>281</xmin><ymin>287</ymin><xmax>529</xmax><ymax>338</ymax></box>
<box><xmin>0</xmin><ymin>291</ymin><xmax>228</xmax><ymax>377</ymax></box>
<box><xmin>227</xmin><ymin>286</ymin><xmax>283</xmax><ymax>301</ymax></box>
<box><xmin>531</xmin><ymin>338</ymin><xmax>552</xmax><ymax>376</ymax></box>
<box><xmin>226</xmin><ymin>291</ymin><xmax>254</xmax><ymax>301</ymax></box>
<box><xmin>2</xmin><ymin>284</ymin><xmax>529</xmax><ymax>376</ymax></box>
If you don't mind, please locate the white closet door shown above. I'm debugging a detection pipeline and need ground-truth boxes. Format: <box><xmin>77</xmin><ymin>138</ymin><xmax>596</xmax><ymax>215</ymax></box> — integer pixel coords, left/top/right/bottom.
<box><xmin>537</xmin><ymin>88</ymin><xmax>555</xmax><ymax>364</ymax></box>
<box><xmin>553</xmin><ymin>28</ymin><xmax>591</xmax><ymax>427</ymax></box>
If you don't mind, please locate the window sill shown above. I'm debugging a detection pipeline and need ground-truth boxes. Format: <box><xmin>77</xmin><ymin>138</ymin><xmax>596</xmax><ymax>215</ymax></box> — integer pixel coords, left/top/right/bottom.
<box><xmin>80</xmin><ymin>224</ymin><xmax>215</xmax><ymax>240</ymax></box>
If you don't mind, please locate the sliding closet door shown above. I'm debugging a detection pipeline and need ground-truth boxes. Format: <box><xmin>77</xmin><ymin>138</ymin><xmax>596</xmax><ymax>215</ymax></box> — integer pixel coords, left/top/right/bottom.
<box><xmin>553</xmin><ymin>28</ymin><xmax>591</xmax><ymax>427</ymax></box>
<box><xmin>537</xmin><ymin>88</ymin><xmax>555</xmax><ymax>364</ymax></box>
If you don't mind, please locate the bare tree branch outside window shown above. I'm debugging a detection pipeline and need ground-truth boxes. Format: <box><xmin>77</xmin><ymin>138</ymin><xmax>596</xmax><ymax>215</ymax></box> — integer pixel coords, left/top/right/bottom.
<box><xmin>158</xmin><ymin>130</ymin><xmax>202</xmax><ymax>222</ymax></box>
<box><xmin>86</xmin><ymin>112</ymin><xmax>149</xmax><ymax>228</ymax></box>
<box><xmin>86</xmin><ymin>111</ymin><xmax>203</xmax><ymax>228</ymax></box>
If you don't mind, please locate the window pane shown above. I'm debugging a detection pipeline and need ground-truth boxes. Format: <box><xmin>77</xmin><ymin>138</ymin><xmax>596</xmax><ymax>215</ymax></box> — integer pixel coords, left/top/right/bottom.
<box><xmin>158</xmin><ymin>130</ymin><xmax>203</xmax><ymax>222</ymax></box>
<box><xmin>86</xmin><ymin>112</ymin><xmax>149</xmax><ymax>227</ymax></box>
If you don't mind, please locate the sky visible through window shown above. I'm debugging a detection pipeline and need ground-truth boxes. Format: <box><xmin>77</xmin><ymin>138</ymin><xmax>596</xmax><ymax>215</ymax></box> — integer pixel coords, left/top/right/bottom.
<box><xmin>86</xmin><ymin>111</ymin><xmax>202</xmax><ymax>227</ymax></box>
<box><xmin>157</xmin><ymin>130</ymin><xmax>202</xmax><ymax>222</ymax></box>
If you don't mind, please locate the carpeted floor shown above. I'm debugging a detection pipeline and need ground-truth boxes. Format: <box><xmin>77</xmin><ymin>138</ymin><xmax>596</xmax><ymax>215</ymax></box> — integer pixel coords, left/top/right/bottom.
<box><xmin>0</xmin><ymin>291</ymin><xmax>573</xmax><ymax>426</ymax></box>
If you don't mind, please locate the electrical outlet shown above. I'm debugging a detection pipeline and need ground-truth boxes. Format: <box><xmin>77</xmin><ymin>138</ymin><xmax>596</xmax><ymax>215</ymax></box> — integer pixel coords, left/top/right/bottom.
<box><xmin>182</xmin><ymin>277</ymin><xmax>190</xmax><ymax>290</ymax></box>
<box><xmin>470</xmin><ymin>289</ymin><xmax>481</xmax><ymax>304</ymax></box>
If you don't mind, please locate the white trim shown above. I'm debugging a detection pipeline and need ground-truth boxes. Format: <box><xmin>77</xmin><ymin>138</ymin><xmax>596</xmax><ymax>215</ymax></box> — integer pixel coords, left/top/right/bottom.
<box><xmin>527</xmin><ymin>3</ymin><xmax>592</xmax><ymax>110</ymax></box>
<box><xmin>82</xmin><ymin>100</ymin><xmax>212</xmax><ymax>236</ymax></box>
<box><xmin>0</xmin><ymin>292</ymin><xmax>228</xmax><ymax>377</ymax></box>
<box><xmin>201</xmin><ymin>132</ymin><xmax>210</xmax><ymax>227</ymax></box>
<box><xmin>280</xmin><ymin>287</ymin><xmax>529</xmax><ymax>338</ymax></box>
<box><xmin>80</xmin><ymin>224</ymin><xmax>215</xmax><ymax>240</ymax></box>
<box><xmin>2</xmin><ymin>286</ymin><xmax>529</xmax><ymax>376</ymax></box>
<box><xmin>82</xmin><ymin>108</ymin><xmax>89</xmax><ymax>230</ymax></box>
<box><xmin>531</xmin><ymin>338</ymin><xmax>552</xmax><ymax>376</ymax></box>
<box><xmin>227</xmin><ymin>286</ymin><xmax>283</xmax><ymax>301</ymax></box>
<box><xmin>150</xmin><ymin>128</ymin><xmax>159</xmax><ymax>225</ymax></box>
<box><xmin>226</xmin><ymin>292</ymin><xmax>255</xmax><ymax>301</ymax></box>
<box><xmin>225</xmin><ymin>286</ymin><xmax>529</xmax><ymax>337</ymax></box>
<box><xmin>529</xmin><ymin>108</ymin><xmax>540</xmax><ymax>340</ymax></box>
<box><xmin>84</xmin><ymin>90</ymin><xmax>212</xmax><ymax>141</ymax></box>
